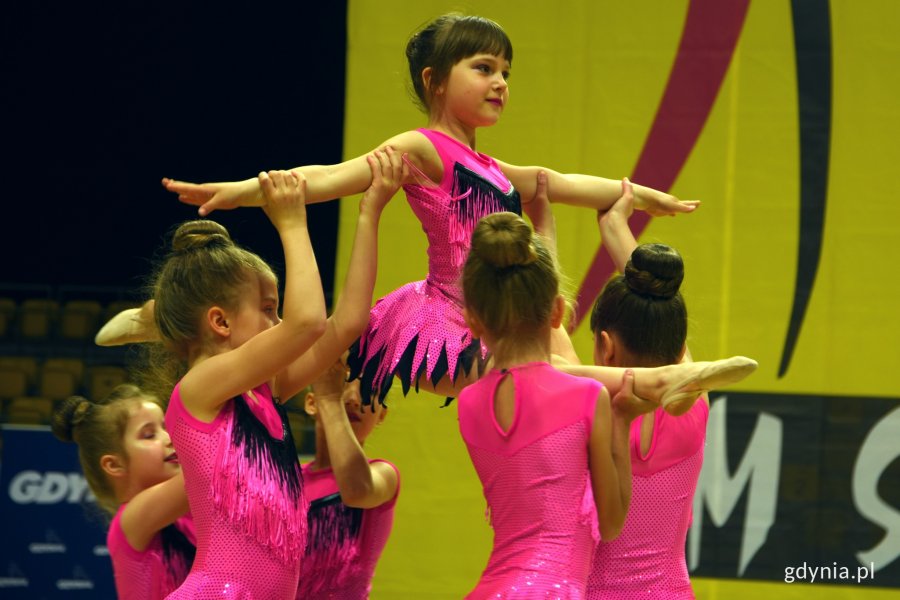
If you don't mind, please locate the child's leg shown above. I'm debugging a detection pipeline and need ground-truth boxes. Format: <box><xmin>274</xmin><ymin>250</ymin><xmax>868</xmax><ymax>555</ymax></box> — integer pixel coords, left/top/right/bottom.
<box><xmin>561</xmin><ymin>356</ymin><xmax>758</xmax><ymax>416</ymax></box>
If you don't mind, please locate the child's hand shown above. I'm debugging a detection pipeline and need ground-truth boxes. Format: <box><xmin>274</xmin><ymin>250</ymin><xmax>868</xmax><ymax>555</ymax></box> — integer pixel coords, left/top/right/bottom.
<box><xmin>260</xmin><ymin>170</ymin><xmax>307</xmax><ymax>228</ymax></box>
<box><xmin>360</xmin><ymin>147</ymin><xmax>407</xmax><ymax>214</ymax></box>
<box><xmin>611</xmin><ymin>369</ymin><xmax>657</xmax><ymax>423</ymax></box>
<box><xmin>528</xmin><ymin>170</ymin><xmax>557</xmax><ymax>257</ymax></box>
<box><xmin>311</xmin><ymin>360</ymin><xmax>348</xmax><ymax>402</ymax></box>
<box><xmin>632</xmin><ymin>184</ymin><xmax>700</xmax><ymax>217</ymax></box>
<box><xmin>598</xmin><ymin>177</ymin><xmax>635</xmax><ymax>227</ymax></box>
<box><xmin>162</xmin><ymin>177</ymin><xmax>265</xmax><ymax>216</ymax></box>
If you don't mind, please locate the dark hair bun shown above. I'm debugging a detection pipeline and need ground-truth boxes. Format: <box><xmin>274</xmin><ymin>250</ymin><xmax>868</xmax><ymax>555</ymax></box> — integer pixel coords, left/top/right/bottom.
<box><xmin>171</xmin><ymin>220</ymin><xmax>233</xmax><ymax>253</ymax></box>
<box><xmin>51</xmin><ymin>396</ymin><xmax>92</xmax><ymax>442</ymax></box>
<box><xmin>471</xmin><ymin>212</ymin><xmax>538</xmax><ymax>268</ymax></box>
<box><xmin>624</xmin><ymin>243</ymin><xmax>684</xmax><ymax>299</ymax></box>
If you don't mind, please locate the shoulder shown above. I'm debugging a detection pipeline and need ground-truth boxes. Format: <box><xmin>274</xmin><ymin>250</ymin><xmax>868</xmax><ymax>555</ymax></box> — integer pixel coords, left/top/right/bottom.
<box><xmin>379</xmin><ymin>129</ymin><xmax>442</xmax><ymax>182</ymax></box>
<box><xmin>369</xmin><ymin>459</ymin><xmax>401</xmax><ymax>503</ymax></box>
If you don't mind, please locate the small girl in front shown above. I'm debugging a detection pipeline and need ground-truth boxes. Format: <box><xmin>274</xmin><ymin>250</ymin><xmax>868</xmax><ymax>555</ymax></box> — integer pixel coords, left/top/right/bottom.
<box><xmin>52</xmin><ymin>385</ymin><xmax>195</xmax><ymax>600</ymax></box>
<box><xmin>456</xmin><ymin>212</ymin><xmax>651</xmax><ymax>598</ymax></box>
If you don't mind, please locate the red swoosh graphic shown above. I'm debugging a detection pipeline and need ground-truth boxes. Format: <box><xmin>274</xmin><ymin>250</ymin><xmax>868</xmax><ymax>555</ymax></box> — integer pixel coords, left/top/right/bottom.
<box><xmin>574</xmin><ymin>0</ymin><xmax>751</xmax><ymax>326</ymax></box>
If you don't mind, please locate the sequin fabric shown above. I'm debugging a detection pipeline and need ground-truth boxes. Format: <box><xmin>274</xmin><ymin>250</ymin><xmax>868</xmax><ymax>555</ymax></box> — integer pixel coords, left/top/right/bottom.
<box><xmin>107</xmin><ymin>506</ymin><xmax>195</xmax><ymax>600</ymax></box>
<box><xmin>586</xmin><ymin>400</ymin><xmax>708</xmax><ymax>599</ymax></box>
<box><xmin>296</xmin><ymin>460</ymin><xmax>399</xmax><ymax>599</ymax></box>
<box><xmin>165</xmin><ymin>382</ymin><xmax>306</xmax><ymax>599</ymax></box>
<box><xmin>348</xmin><ymin>128</ymin><xmax>521</xmax><ymax>404</ymax></box>
<box><xmin>458</xmin><ymin>363</ymin><xmax>602</xmax><ymax>599</ymax></box>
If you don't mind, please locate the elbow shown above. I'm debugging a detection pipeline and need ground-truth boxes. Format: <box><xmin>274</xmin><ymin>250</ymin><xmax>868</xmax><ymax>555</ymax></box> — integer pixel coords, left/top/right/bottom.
<box><xmin>298</xmin><ymin>313</ymin><xmax>328</xmax><ymax>338</ymax></box>
<box><xmin>346</xmin><ymin>310</ymin><xmax>371</xmax><ymax>340</ymax></box>
<box><xmin>597</xmin><ymin>504</ymin><xmax>626</xmax><ymax>542</ymax></box>
<box><xmin>331</xmin><ymin>306</ymin><xmax>371</xmax><ymax>346</ymax></box>
<box><xmin>599</xmin><ymin>519</ymin><xmax>624</xmax><ymax>542</ymax></box>
<box><xmin>338</xmin><ymin>481</ymin><xmax>374</xmax><ymax>509</ymax></box>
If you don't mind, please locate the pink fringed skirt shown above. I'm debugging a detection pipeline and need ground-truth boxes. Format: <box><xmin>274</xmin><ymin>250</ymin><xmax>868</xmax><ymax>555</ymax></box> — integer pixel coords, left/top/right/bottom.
<box><xmin>348</xmin><ymin>278</ymin><xmax>487</xmax><ymax>405</ymax></box>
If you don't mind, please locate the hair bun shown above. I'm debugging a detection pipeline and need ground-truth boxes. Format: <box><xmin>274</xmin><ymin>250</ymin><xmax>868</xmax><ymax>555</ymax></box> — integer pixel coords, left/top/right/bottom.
<box><xmin>471</xmin><ymin>212</ymin><xmax>538</xmax><ymax>268</ymax></box>
<box><xmin>171</xmin><ymin>220</ymin><xmax>233</xmax><ymax>254</ymax></box>
<box><xmin>51</xmin><ymin>396</ymin><xmax>92</xmax><ymax>442</ymax></box>
<box><xmin>624</xmin><ymin>243</ymin><xmax>684</xmax><ymax>299</ymax></box>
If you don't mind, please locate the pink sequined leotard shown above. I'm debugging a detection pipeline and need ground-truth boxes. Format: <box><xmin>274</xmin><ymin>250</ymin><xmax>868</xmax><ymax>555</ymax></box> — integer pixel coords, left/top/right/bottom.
<box><xmin>165</xmin><ymin>382</ymin><xmax>307</xmax><ymax>599</ymax></box>
<box><xmin>296</xmin><ymin>459</ymin><xmax>400</xmax><ymax>599</ymax></box>
<box><xmin>586</xmin><ymin>398</ymin><xmax>709</xmax><ymax>599</ymax></box>
<box><xmin>107</xmin><ymin>506</ymin><xmax>196</xmax><ymax>599</ymax></box>
<box><xmin>458</xmin><ymin>362</ymin><xmax>602</xmax><ymax>599</ymax></box>
<box><xmin>348</xmin><ymin>128</ymin><xmax>521</xmax><ymax>404</ymax></box>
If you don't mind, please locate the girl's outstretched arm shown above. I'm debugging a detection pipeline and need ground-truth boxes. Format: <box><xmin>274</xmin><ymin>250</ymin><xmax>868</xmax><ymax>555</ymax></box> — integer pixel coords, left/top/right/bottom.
<box><xmin>313</xmin><ymin>363</ymin><xmax>399</xmax><ymax>509</ymax></box>
<box><xmin>275</xmin><ymin>148</ymin><xmax>407</xmax><ymax>399</ymax></box>
<box><xmin>119</xmin><ymin>471</ymin><xmax>189</xmax><ymax>552</ymax></box>
<box><xmin>497</xmin><ymin>160</ymin><xmax>700</xmax><ymax>217</ymax></box>
<box><xmin>163</xmin><ymin>130</ymin><xmax>437</xmax><ymax>216</ymax></box>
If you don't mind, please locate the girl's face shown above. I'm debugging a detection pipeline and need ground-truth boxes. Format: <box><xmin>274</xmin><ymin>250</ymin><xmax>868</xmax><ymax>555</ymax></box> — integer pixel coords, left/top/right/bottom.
<box><xmin>340</xmin><ymin>378</ymin><xmax>386</xmax><ymax>445</ymax></box>
<box><xmin>229</xmin><ymin>274</ymin><xmax>280</xmax><ymax>349</ymax></box>
<box><xmin>439</xmin><ymin>53</ymin><xmax>510</xmax><ymax>128</ymax></box>
<box><xmin>122</xmin><ymin>401</ymin><xmax>179</xmax><ymax>490</ymax></box>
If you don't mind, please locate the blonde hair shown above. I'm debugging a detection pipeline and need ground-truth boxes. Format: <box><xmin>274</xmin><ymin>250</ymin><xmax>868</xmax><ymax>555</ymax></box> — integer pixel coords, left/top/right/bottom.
<box><xmin>145</xmin><ymin>220</ymin><xmax>276</xmax><ymax>392</ymax></box>
<box><xmin>52</xmin><ymin>385</ymin><xmax>156</xmax><ymax>515</ymax></box>
<box><xmin>462</xmin><ymin>212</ymin><xmax>559</xmax><ymax>349</ymax></box>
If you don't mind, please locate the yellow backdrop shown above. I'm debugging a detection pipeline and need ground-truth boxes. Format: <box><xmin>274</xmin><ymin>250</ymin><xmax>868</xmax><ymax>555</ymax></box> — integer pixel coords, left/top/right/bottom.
<box><xmin>336</xmin><ymin>1</ymin><xmax>900</xmax><ymax>597</ymax></box>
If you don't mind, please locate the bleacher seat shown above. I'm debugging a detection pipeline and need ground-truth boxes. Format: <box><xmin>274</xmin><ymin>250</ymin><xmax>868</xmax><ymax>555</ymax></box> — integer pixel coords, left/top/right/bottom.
<box><xmin>0</xmin><ymin>366</ymin><xmax>29</xmax><ymax>400</ymax></box>
<box><xmin>59</xmin><ymin>300</ymin><xmax>103</xmax><ymax>341</ymax></box>
<box><xmin>0</xmin><ymin>356</ymin><xmax>38</xmax><ymax>388</ymax></box>
<box><xmin>6</xmin><ymin>396</ymin><xmax>53</xmax><ymax>425</ymax></box>
<box><xmin>0</xmin><ymin>298</ymin><xmax>15</xmax><ymax>339</ymax></box>
<box><xmin>36</xmin><ymin>358</ymin><xmax>86</xmax><ymax>401</ymax></box>
<box><xmin>19</xmin><ymin>299</ymin><xmax>60</xmax><ymax>341</ymax></box>
<box><xmin>87</xmin><ymin>365</ymin><xmax>129</xmax><ymax>401</ymax></box>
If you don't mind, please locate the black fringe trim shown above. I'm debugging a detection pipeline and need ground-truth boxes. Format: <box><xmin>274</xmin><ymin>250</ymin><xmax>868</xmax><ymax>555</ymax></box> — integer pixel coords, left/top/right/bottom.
<box><xmin>347</xmin><ymin>334</ymin><xmax>488</xmax><ymax>407</ymax></box>
<box><xmin>160</xmin><ymin>522</ymin><xmax>196</xmax><ymax>578</ymax></box>
<box><xmin>306</xmin><ymin>492</ymin><xmax>364</xmax><ymax>552</ymax></box>
<box><xmin>450</xmin><ymin>162</ymin><xmax>522</xmax><ymax>217</ymax></box>
<box><xmin>231</xmin><ymin>394</ymin><xmax>303</xmax><ymax>502</ymax></box>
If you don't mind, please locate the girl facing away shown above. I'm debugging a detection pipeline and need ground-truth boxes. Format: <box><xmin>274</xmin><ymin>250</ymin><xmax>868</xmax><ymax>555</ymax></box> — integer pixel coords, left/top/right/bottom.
<box><xmin>150</xmin><ymin>155</ymin><xmax>403</xmax><ymax>598</ymax></box>
<box><xmin>162</xmin><ymin>14</ymin><xmax>701</xmax><ymax>405</ymax></box>
<box><xmin>52</xmin><ymin>385</ymin><xmax>195</xmax><ymax>600</ymax></box>
<box><xmin>584</xmin><ymin>179</ymin><xmax>710</xmax><ymax>599</ymax></box>
<box><xmin>296</xmin><ymin>359</ymin><xmax>399</xmax><ymax>600</ymax></box>
<box><xmin>456</xmin><ymin>211</ymin><xmax>655</xmax><ymax>598</ymax></box>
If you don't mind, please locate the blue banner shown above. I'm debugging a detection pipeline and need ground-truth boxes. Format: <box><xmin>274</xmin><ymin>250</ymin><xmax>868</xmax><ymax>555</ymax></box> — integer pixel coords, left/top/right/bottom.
<box><xmin>0</xmin><ymin>425</ymin><xmax>115</xmax><ymax>599</ymax></box>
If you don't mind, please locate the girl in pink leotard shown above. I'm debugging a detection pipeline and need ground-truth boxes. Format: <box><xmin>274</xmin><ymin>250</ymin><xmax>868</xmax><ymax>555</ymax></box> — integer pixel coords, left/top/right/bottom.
<box><xmin>163</xmin><ymin>13</ymin><xmax>700</xmax><ymax>404</ymax></box>
<box><xmin>296</xmin><ymin>360</ymin><xmax>400</xmax><ymax>600</ymax></box>
<box><xmin>52</xmin><ymin>384</ymin><xmax>195</xmax><ymax>600</ymax></box>
<box><xmin>147</xmin><ymin>154</ymin><xmax>403</xmax><ymax>598</ymax></box>
<box><xmin>456</xmin><ymin>211</ymin><xmax>655</xmax><ymax>598</ymax></box>
<box><xmin>569</xmin><ymin>180</ymin><xmax>710</xmax><ymax>599</ymax></box>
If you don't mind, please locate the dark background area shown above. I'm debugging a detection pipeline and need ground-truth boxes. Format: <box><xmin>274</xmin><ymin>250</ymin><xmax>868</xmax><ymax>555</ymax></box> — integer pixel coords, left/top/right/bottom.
<box><xmin>2</xmin><ymin>2</ymin><xmax>346</xmax><ymax>303</ymax></box>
